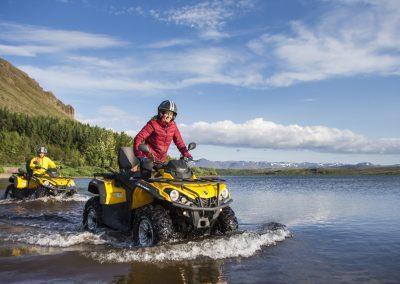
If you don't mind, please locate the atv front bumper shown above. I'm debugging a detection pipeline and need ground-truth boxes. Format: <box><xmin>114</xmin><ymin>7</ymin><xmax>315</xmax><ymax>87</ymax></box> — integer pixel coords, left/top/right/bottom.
<box><xmin>171</xmin><ymin>199</ymin><xmax>233</xmax><ymax>229</ymax></box>
<box><xmin>171</xmin><ymin>199</ymin><xmax>232</xmax><ymax>211</ymax></box>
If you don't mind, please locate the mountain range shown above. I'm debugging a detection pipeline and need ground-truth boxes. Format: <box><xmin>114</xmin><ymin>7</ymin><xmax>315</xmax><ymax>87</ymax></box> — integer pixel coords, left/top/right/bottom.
<box><xmin>193</xmin><ymin>159</ymin><xmax>391</xmax><ymax>169</ymax></box>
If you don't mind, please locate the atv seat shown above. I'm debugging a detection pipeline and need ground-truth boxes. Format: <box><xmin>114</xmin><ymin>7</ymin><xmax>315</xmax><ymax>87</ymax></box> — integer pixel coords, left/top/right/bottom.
<box><xmin>116</xmin><ymin>147</ymin><xmax>140</xmax><ymax>189</ymax></box>
<box><xmin>25</xmin><ymin>158</ymin><xmax>34</xmax><ymax>178</ymax></box>
<box><xmin>118</xmin><ymin>147</ymin><xmax>140</xmax><ymax>174</ymax></box>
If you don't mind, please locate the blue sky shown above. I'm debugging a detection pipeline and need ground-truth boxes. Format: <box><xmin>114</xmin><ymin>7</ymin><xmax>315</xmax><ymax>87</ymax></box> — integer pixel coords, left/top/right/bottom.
<box><xmin>1</xmin><ymin>0</ymin><xmax>399</xmax><ymax>164</ymax></box>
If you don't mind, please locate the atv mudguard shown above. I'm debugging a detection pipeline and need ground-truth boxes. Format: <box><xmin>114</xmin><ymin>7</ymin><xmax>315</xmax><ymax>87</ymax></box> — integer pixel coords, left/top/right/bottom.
<box><xmin>88</xmin><ymin>178</ymin><xmax>162</xmax><ymax>209</ymax></box>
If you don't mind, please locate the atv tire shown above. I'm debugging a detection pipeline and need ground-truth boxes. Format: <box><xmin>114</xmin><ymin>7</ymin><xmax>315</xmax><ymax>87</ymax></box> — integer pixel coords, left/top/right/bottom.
<box><xmin>212</xmin><ymin>206</ymin><xmax>238</xmax><ymax>235</ymax></box>
<box><xmin>82</xmin><ymin>196</ymin><xmax>103</xmax><ymax>231</ymax></box>
<box><xmin>9</xmin><ymin>184</ymin><xmax>26</xmax><ymax>200</ymax></box>
<box><xmin>3</xmin><ymin>185</ymin><xmax>15</xmax><ymax>199</ymax></box>
<box><xmin>34</xmin><ymin>188</ymin><xmax>47</xmax><ymax>198</ymax></box>
<box><xmin>64</xmin><ymin>189</ymin><xmax>76</xmax><ymax>197</ymax></box>
<box><xmin>132</xmin><ymin>204</ymin><xmax>173</xmax><ymax>247</ymax></box>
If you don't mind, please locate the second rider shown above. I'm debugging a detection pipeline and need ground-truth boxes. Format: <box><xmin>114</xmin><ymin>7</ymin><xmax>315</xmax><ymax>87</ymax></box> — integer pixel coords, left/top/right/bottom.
<box><xmin>133</xmin><ymin>100</ymin><xmax>192</xmax><ymax>167</ymax></box>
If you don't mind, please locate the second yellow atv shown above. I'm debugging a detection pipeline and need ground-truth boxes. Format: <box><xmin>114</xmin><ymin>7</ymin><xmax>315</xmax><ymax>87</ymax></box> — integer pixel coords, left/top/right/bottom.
<box><xmin>4</xmin><ymin>161</ymin><xmax>76</xmax><ymax>199</ymax></box>
<box><xmin>82</xmin><ymin>143</ymin><xmax>238</xmax><ymax>247</ymax></box>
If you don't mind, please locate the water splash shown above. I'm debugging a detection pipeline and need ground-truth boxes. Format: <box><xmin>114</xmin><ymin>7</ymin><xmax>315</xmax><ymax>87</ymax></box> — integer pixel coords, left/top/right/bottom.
<box><xmin>0</xmin><ymin>193</ymin><xmax>89</xmax><ymax>204</ymax></box>
<box><xmin>86</xmin><ymin>226</ymin><xmax>291</xmax><ymax>263</ymax></box>
<box><xmin>5</xmin><ymin>231</ymin><xmax>107</xmax><ymax>247</ymax></box>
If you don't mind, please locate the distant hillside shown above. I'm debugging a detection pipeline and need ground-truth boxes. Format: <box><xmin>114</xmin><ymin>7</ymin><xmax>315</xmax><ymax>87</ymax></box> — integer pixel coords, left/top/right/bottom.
<box><xmin>0</xmin><ymin>57</ymin><xmax>74</xmax><ymax>119</ymax></box>
<box><xmin>193</xmin><ymin>158</ymin><xmax>383</xmax><ymax>169</ymax></box>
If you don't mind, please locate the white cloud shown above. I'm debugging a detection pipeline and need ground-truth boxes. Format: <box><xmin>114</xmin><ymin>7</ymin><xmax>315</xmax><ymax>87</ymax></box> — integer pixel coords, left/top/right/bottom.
<box><xmin>78</xmin><ymin>106</ymin><xmax>136</xmax><ymax>124</ymax></box>
<box><xmin>146</xmin><ymin>38</ymin><xmax>194</xmax><ymax>49</ymax></box>
<box><xmin>0</xmin><ymin>22</ymin><xmax>127</xmax><ymax>56</ymax></box>
<box><xmin>5</xmin><ymin>0</ymin><xmax>400</xmax><ymax>92</ymax></box>
<box><xmin>180</xmin><ymin>118</ymin><xmax>400</xmax><ymax>154</ymax></box>
<box><xmin>247</xmin><ymin>0</ymin><xmax>400</xmax><ymax>86</ymax></box>
<box><xmin>76</xmin><ymin>106</ymin><xmax>144</xmax><ymax>134</ymax></box>
<box><xmin>151</xmin><ymin>0</ymin><xmax>255</xmax><ymax>39</ymax></box>
<box><xmin>16</xmin><ymin>47</ymin><xmax>258</xmax><ymax>93</ymax></box>
<box><xmin>18</xmin><ymin>64</ymin><xmax>174</xmax><ymax>94</ymax></box>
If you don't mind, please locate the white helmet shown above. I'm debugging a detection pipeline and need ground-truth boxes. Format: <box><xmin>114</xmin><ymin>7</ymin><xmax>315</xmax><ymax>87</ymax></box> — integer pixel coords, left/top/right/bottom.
<box><xmin>37</xmin><ymin>146</ymin><xmax>47</xmax><ymax>154</ymax></box>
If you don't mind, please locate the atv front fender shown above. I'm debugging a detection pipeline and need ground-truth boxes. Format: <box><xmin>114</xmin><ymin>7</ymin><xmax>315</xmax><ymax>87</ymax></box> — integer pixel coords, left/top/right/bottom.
<box><xmin>135</xmin><ymin>180</ymin><xmax>164</xmax><ymax>200</ymax></box>
<box><xmin>88</xmin><ymin>179</ymin><xmax>99</xmax><ymax>194</ymax></box>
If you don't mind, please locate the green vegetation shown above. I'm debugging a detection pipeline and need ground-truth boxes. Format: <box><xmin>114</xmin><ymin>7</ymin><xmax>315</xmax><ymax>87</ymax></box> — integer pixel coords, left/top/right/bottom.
<box><xmin>0</xmin><ymin>58</ymin><xmax>74</xmax><ymax>119</ymax></box>
<box><xmin>0</xmin><ymin>108</ymin><xmax>132</xmax><ymax>168</ymax></box>
<box><xmin>59</xmin><ymin>164</ymin><xmax>109</xmax><ymax>177</ymax></box>
<box><xmin>0</xmin><ymin>167</ymin><xmax>4</xmax><ymax>174</ymax></box>
<box><xmin>192</xmin><ymin>167</ymin><xmax>218</xmax><ymax>176</ymax></box>
<box><xmin>216</xmin><ymin>167</ymin><xmax>400</xmax><ymax>176</ymax></box>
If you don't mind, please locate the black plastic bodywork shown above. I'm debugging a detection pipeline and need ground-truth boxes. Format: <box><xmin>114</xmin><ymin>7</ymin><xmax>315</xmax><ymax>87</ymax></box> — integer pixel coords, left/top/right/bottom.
<box><xmin>164</xmin><ymin>160</ymin><xmax>192</xmax><ymax>179</ymax></box>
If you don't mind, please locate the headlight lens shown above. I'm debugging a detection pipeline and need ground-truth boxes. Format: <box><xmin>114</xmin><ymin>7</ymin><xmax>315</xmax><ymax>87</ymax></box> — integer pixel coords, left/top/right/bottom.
<box><xmin>43</xmin><ymin>180</ymin><xmax>49</xmax><ymax>186</ymax></box>
<box><xmin>170</xmin><ymin>190</ymin><xmax>180</xmax><ymax>202</ymax></box>
<box><xmin>220</xmin><ymin>188</ymin><xmax>229</xmax><ymax>199</ymax></box>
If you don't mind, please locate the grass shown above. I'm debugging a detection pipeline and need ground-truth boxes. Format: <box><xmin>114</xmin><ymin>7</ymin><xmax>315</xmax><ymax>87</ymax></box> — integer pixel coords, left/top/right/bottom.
<box><xmin>0</xmin><ymin>58</ymin><xmax>73</xmax><ymax>119</ymax></box>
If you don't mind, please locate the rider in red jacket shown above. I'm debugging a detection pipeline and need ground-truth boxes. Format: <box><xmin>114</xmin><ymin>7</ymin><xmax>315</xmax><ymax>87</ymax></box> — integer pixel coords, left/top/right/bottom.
<box><xmin>133</xmin><ymin>100</ymin><xmax>192</xmax><ymax>163</ymax></box>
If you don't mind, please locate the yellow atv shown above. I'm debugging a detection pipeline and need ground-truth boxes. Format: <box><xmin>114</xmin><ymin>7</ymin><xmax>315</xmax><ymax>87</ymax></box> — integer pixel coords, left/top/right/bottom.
<box><xmin>4</xmin><ymin>161</ymin><xmax>76</xmax><ymax>199</ymax></box>
<box><xmin>82</xmin><ymin>143</ymin><xmax>238</xmax><ymax>247</ymax></box>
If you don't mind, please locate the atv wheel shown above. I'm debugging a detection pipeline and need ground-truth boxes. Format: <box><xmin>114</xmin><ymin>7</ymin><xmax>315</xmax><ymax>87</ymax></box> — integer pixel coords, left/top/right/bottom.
<box><xmin>213</xmin><ymin>206</ymin><xmax>238</xmax><ymax>234</ymax></box>
<box><xmin>9</xmin><ymin>185</ymin><xmax>26</xmax><ymax>200</ymax></box>
<box><xmin>64</xmin><ymin>189</ymin><xmax>76</xmax><ymax>197</ymax></box>
<box><xmin>82</xmin><ymin>196</ymin><xmax>103</xmax><ymax>231</ymax></box>
<box><xmin>3</xmin><ymin>185</ymin><xmax>15</xmax><ymax>199</ymax></box>
<box><xmin>132</xmin><ymin>205</ymin><xmax>173</xmax><ymax>247</ymax></box>
<box><xmin>34</xmin><ymin>188</ymin><xmax>47</xmax><ymax>198</ymax></box>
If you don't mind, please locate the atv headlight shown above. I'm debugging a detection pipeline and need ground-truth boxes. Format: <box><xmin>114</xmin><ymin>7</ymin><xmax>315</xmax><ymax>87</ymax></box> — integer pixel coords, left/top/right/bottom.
<box><xmin>43</xmin><ymin>180</ymin><xmax>49</xmax><ymax>186</ymax></box>
<box><xmin>170</xmin><ymin>190</ymin><xmax>180</xmax><ymax>202</ymax></box>
<box><xmin>220</xmin><ymin>188</ymin><xmax>229</xmax><ymax>200</ymax></box>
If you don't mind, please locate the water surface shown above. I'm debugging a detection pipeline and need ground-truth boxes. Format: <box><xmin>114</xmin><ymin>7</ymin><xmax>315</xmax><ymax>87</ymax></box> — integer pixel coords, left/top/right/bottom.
<box><xmin>0</xmin><ymin>175</ymin><xmax>399</xmax><ymax>283</ymax></box>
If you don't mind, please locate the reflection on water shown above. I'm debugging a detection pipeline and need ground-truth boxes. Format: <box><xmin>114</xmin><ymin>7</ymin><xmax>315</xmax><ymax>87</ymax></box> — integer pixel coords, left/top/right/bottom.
<box><xmin>115</xmin><ymin>260</ymin><xmax>226</xmax><ymax>284</ymax></box>
<box><xmin>0</xmin><ymin>246</ymin><xmax>39</xmax><ymax>257</ymax></box>
<box><xmin>1</xmin><ymin>176</ymin><xmax>400</xmax><ymax>283</ymax></box>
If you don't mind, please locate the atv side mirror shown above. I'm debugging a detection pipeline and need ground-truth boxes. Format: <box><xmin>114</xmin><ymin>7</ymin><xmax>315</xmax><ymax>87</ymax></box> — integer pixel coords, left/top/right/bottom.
<box><xmin>139</xmin><ymin>144</ymin><xmax>150</xmax><ymax>153</ymax></box>
<box><xmin>188</xmin><ymin>142</ymin><xmax>196</xmax><ymax>151</ymax></box>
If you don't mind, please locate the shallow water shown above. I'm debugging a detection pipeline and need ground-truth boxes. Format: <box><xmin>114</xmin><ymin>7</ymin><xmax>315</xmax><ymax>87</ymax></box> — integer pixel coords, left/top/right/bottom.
<box><xmin>0</xmin><ymin>175</ymin><xmax>399</xmax><ymax>283</ymax></box>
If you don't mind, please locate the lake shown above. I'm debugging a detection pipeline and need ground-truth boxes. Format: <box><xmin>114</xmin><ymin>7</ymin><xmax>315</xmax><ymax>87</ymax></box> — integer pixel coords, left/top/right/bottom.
<box><xmin>1</xmin><ymin>175</ymin><xmax>399</xmax><ymax>283</ymax></box>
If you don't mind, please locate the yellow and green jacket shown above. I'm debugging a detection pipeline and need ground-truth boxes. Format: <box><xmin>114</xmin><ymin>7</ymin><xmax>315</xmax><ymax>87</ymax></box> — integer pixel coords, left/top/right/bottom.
<box><xmin>29</xmin><ymin>156</ymin><xmax>57</xmax><ymax>175</ymax></box>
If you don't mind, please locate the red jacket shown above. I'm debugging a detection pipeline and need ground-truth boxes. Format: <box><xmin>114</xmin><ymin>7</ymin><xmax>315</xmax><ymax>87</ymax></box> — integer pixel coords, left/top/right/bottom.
<box><xmin>133</xmin><ymin>118</ymin><xmax>191</xmax><ymax>162</ymax></box>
